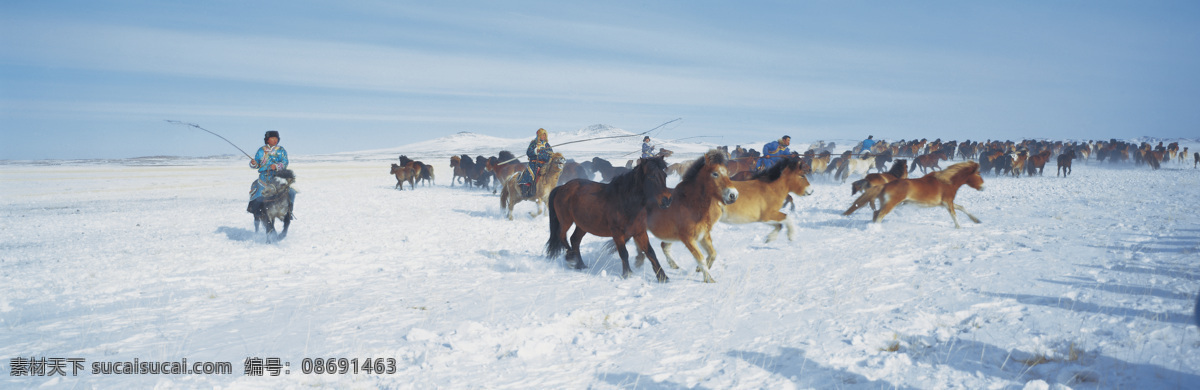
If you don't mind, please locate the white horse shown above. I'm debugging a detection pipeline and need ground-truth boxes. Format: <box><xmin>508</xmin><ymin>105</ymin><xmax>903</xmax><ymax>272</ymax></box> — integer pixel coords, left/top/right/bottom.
<box><xmin>839</xmin><ymin>155</ymin><xmax>875</xmax><ymax>183</ymax></box>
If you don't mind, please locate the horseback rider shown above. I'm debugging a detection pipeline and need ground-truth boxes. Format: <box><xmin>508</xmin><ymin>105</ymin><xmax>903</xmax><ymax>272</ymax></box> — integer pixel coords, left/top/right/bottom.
<box><xmin>860</xmin><ymin>135</ymin><xmax>877</xmax><ymax>154</ymax></box>
<box><xmin>757</xmin><ymin>135</ymin><xmax>791</xmax><ymax>171</ymax></box>
<box><xmin>520</xmin><ymin>128</ymin><xmax>554</xmax><ymax>196</ymax></box>
<box><xmin>641</xmin><ymin>136</ymin><xmax>656</xmax><ymax>159</ymax></box>
<box><xmin>247</xmin><ymin>130</ymin><xmax>294</xmax><ymax>216</ymax></box>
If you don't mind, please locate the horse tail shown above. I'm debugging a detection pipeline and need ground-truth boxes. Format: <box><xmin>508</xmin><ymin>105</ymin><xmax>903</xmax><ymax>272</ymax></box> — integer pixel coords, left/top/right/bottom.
<box><xmin>909</xmin><ymin>160</ymin><xmax>919</xmax><ymax>173</ymax></box>
<box><xmin>545</xmin><ymin>187</ymin><xmax>568</xmax><ymax>259</ymax></box>
<box><xmin>499</xmin><ymin>179</ymin><xmax>511</xmax><ymax>209</ymax></box>
<box><xmin>843</xmin><ymin>184</ymin><xmax>884</xmax><ymax>216</ymax></box>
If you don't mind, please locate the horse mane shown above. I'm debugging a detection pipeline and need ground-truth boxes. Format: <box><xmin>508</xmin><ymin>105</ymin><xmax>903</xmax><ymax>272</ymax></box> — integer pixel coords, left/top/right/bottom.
<box><xmin>604</xmin><ymin>156</ymin><xmax>666</xmax><ymax>210</ymax></box>
<box><xmin>750</xmin><ymin>156</ymin><xmax>800</xmax><ymax>182</ymax></box>
<box><xmin>932</xmin><ymin>161</ymin><xmax>978</xmax><ymax>185</ymax></box>
<box><xmin>680</xmin><ymin>150</ymin><xmax>727</xmax><ymax>185</ymax></box>
<box><xmin>398</xmin><ymin>155</ymin><xmax>413</xmax><ymax>166</ymax></box>
<box><xmin>498</xmin><ymin>150</ymin><xmax>516</xmax><ymax>162</ymax></box>
<box><xmin>886</xmin><ymin>159</ymin><xmax>907</xmax><ymax>177</ymax></box>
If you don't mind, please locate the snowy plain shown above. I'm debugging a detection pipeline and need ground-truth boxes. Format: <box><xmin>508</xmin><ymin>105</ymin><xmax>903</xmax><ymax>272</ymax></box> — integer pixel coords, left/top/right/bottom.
<box><xmin>2</xmin><ymin>126</ymin><xmax>1199</xmax><ymax>389</ymax></box>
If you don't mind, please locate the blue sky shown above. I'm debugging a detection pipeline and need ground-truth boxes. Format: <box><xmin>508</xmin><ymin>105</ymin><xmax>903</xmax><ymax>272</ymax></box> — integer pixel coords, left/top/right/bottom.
<box><xmin>2</xmin><ymin>1</ymin><xmax>1198</xmax><ymax>159</ymax></box>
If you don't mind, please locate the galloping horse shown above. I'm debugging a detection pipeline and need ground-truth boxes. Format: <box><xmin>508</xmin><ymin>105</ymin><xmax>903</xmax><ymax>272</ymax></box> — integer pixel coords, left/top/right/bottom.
<box><xmin>720</xmin><ymin>157</ymin><xmax>811</xmax><ymax>243</ymax></box>
<box><xmin>1026</xmin><ymin>150</ymin><xmax>1051</xmax><ymax>176</ymax></box>
<box><xmin>910</xmin><ymin>151</ymin><xmax>948</xmax><ymax>174</ymax></box>
<box><xmin>644</xmin><ymin>150</ymin><xmax>739</xmax><ymax>283</ymax></box>
<box><xmin>545</xmin><ymin>157</ymin><xmax>673</xmax><ymax>281</ymax></box>
<box><xmin>844</xmin><ymin>161</ymin><xmax>984</xmax><ymax>228</ymax></box>
<box><xmin>500</xmin><ymin>153</ymin><xmax>565</xmax><ymax>220</ymax></box>
<box><xmin>1056</xmin><ymin>149</ymin><xmax>1076</xmax><ymax>177</ymax></box>
<box><xmin>389</xmin><ymin>163</ymin><xmax>417</xmax><ymax>190</ymax></box>
<box><xmin>254</xmin><ymin>169</ymin><xmax>295</xmax><ymax>241</ymax></box>
<box><xmin>839</xmin><ymin>153</ymin><xmax>875</xmax><ymax>183</ymax></box>
<box><xmin>847</xmin><ymin>159</ymin><xmax>908</xmax><ymax>212</ymax></box>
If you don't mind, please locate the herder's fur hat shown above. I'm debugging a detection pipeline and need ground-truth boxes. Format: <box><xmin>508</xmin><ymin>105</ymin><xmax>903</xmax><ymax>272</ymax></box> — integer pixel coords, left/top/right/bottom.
<box><xmin>264</xmin><ymin>130</ymin><xmax>280</xmax><ymax>144</ymax></box>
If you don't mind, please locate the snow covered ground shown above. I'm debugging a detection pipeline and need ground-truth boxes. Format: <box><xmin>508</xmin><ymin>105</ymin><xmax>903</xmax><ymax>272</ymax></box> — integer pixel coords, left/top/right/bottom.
<box><xmin>2</xmin><ymin>127</ymin><xmax>1199</xmax><ymax>389</ymax></box>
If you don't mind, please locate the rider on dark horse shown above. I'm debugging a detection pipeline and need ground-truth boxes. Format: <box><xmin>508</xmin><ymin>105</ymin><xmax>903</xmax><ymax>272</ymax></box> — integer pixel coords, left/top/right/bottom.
<box><xmin>247</xmin><ymin>130</ymin><xmax>295</xmax><ymax>217</ymax></box>
<box><xmin>520</xmin><ymin>128</ymin><xmax>555</xmax><ymax>197</ymax></box>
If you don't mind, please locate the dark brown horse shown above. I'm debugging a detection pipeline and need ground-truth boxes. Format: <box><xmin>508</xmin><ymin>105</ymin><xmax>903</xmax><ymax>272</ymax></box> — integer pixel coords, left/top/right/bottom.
<box><xmin>398</xmin><ymin>155</ymin><xmax>434</xmax><ymax>186</ymax></box>
<box><xmin>1056</xmin><ymin>149</ymin><xmax>1076</xmax><ymax>177</ymax></box>
<box><xmin>645</xmin><ymin>150</ymin><xmax>738</xmax><ymax>283</ymax></box>
<box><xmin>545</xmin><ymin>157</ymin><xmax>673</xmax><ymax>281</ymax></box>
<box><xmin>910</xmin><ymin>151</ymin><xmax>948</xmax><ymax>174</ymax></box>
<box><xmin>845</xmin><ymin>161</ymin><xmax>984</xmax><ymax>228</ymax></box>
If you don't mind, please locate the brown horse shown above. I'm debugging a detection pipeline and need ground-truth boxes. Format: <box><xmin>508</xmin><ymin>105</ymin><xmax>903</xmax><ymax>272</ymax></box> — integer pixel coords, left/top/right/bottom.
<box><xmin>545</xmin><ymin>157</ymin><xmax>673</xmax><ymax>281</ymax></box>
<box><xmin>724</xmin><ymin>157</ymin><xmax>758</xmax><ymax>177</ymax></box>
<box><xmin>486</xmin><ymin>151</ymin><xmax>526</xmax><ymax>193</ymax></box>
<box><xmin>500</xmin><ymin>153</ymin><xmax>565</xmax><ymax>220</ymax></box>
<box><xmin>1026</xmin><ymin>150</ymin><xmax>1051</xmax><ymax>176</ymax></box>
<box><xmin>720</xmin><ymin>157</ymin><xmax>811</xmax><ymax>243</ymax></box>
<box><xmin>389</xmin><ymin>164</ymin><xmax>417</xmax><ymax>190</ymax></box>
<box><xmin>848</xmin><ymin>159</ymin><xmax>908</xmax><ymax>212</ymax></box>
<box><xmin>910</xmin><ymin>151</ymin><xmax>948</xmax><ymax>174</ymax></box>
<box><xmin>844</xmin><ymin>161</ymin><xmax>984</xmax><ymax>228</ymax></box>
<box><xmin>644</xmin><ymin>150</ymin><xmax>739</xmax><ymax>283</ymax></box>
<box><xmin>1056</xmin><ymin>149</ymin><xmax>1076</xmax><ymax>177</ymax></box>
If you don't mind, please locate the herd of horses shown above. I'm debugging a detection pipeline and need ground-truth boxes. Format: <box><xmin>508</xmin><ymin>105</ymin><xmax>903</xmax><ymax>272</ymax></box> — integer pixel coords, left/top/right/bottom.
<box><xmin>368</xmin><ymin>137</ymin><xmax>1195</xmax><ymax>283</ymax></box>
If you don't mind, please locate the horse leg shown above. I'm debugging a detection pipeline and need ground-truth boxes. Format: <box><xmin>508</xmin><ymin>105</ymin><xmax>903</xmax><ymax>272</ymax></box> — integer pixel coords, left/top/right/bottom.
<box><xmin>682</xmin><ymin>239</ymin><xmax>716</xmax><ymax>283</ymax></box>
<box><xmin>279</xmin><ymin>214</ymin><xmax>291</xmax><ymax>240</ymax></box>
<box><xmin>612</xmin><ymin>237</ymin><xmax>634</xmax><ymax>279</ymax></box>
<box><xmin>944</xmin><ymin>201</ymin><xmax>963</xmax><ymax>229</ymax></box>
<box><xmin>568</xmin><ymin>227</ymin><xmax>588</xmax><ymax>269</ymax></box>
<box><xmin>659</xmin><ymin>241</ymin><xmax>682</xmax><ymax>269</ymax></box>
<box><xmin>872</xmin><ymin>194</ymin><xmax>902</xmax><ymax>224</ymax></box>
<box><xmin>633</xmin><ymin>233</ymin><xmax>668</xmax><ymax>282</ymax></box>
<box><xmin>954</xmin><ymin>204</ymin><xmax>981</xmax><ymax>224</ymax></box>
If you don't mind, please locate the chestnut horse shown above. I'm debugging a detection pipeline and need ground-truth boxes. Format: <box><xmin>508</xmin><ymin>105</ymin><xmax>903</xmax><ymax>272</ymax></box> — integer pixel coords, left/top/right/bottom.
<box><xmin>500</xmin><ymin>153</ymin><xmax>565</xmax><ymax>220</ymax></box>
<box><xmin>844</xmin><ymin>161</ymin><xmax>984</xmax><ymax>228</ymax></box>
<box><xmin>545</xmin><ymin>157</ymin><xmax>673</xmax><ymax>281</ymax></box>
<box><xmin>847</xmin><ymin>159</ymin><xmax>908</xmax><ymax>212</ymax></box>
<box><xmin>389</xmin><ymin>163</ymin><xmax>417</xmax><ymax>190</ymax></box>
<box><xmin>1026</xmin><ymin>150</ymin><xmax>1051</xmax><ymax>176</ymax></box>
<box><xmin>910</xmin><ymin>151</ymin><xmax>948</xmax><ymax>174</ymax></box>
<box><xmin>720</xmin><ymin>157</ymin><xmax>811</xmax><ymax>243</ymax></box>
<box><xmin>644</xmin><ymin>150</ymin><xmax>739</xmax><ymax>283</ymax></box>
<box><xmin>486</xmin><ymin>151</ymin><xmax>526</xmax><ymax>193</ymax></box>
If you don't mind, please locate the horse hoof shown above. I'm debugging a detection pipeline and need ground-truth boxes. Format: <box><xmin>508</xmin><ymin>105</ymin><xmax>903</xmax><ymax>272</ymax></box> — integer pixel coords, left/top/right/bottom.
<box><xmin>656</xmin><ymin>274</ymin><xmax>669</xmax><ymax>283</ymax></box>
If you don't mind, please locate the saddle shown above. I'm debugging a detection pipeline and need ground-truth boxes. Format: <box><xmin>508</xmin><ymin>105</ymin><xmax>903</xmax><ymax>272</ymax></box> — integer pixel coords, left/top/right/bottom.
<box><xmin>516</xmin><ymin>167</ymin><xmax>538</xmax><ymax>198</ymax></box>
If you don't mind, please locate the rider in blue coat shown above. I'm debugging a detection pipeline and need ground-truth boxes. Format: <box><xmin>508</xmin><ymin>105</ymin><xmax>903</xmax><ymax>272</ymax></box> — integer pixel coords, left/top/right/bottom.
<box><xmin>641</xmin><ymin>136</ymin><xmax>656</xmax><ymax>159</ymax></box>
<box><xmin>247</xmin><ymin>130</ymin><xmax>293</xmax><ymax>215</ymax></box>
<box><xmin>860</xmin><ymin>135</ymin><xmax>877</xmax><ymax>153</ymax></box>
<box><xmin>757</xmin><ymin>135</ymin><xmax>792</xmax><ymax>171</ymax></box>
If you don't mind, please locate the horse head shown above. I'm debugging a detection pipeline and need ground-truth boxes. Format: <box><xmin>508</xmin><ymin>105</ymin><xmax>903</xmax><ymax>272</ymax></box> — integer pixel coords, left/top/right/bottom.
<box><xmin>634</xmin><ymin>156</ymin><xmax>671</xmax><ymax>209</ymax></box>
<box><xmin>693</xmin><ymin>150</ymin><xmax>737</xmax><ymax>205</ymax></box>
<box><xmin>952</xmin><ymin>161</ymin><xmax>985</xmax><ymax>191</ymax></box>
<box><xmin>783</xmin><ymin>158</ymin><xmax>814</xmax><ymax>197</ymax></box>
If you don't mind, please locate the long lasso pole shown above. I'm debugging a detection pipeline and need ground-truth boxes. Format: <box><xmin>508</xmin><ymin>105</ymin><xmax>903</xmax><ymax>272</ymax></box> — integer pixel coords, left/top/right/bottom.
<box><xmin>165</xmin><ymin>120</ymin><xmax>256</xmax><ymax>160</ymax></box>
<box><xmin>498</xmin><ymin>118</ymin><xmax>684</xmax><ymax>164</ymax></box>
